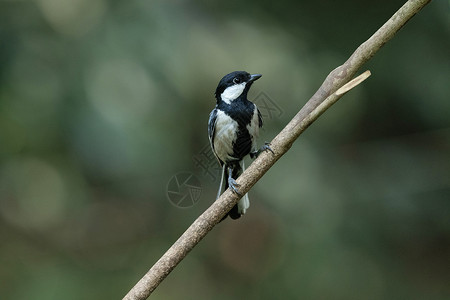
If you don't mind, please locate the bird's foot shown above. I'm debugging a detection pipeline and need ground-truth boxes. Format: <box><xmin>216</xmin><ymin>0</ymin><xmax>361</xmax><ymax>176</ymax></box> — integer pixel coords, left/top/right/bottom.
<box><xmin>250</xmin><ymin>142</ymin><xmax>274</xmax><ymax>159</ymax></box>
<box><xmin>228</xmin><ymin>177</ymin><xmax>241</xmax><ymax>195</ymax></box>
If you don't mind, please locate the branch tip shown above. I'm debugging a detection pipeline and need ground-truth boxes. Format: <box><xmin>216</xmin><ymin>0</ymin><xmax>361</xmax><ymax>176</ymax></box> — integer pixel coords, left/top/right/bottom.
<box><xmin>335</xmin><ymin>70</ymin><xmax>371</xmax><ymax>96</ymax></box>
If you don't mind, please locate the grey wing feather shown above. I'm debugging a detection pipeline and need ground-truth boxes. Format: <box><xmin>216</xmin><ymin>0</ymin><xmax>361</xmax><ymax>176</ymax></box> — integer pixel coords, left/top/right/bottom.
<box><xmin>208</xmin><ymin>108</ymin><xmax>218</xmax><ymax>149</ymax></box>
<box><xmin>208</xmin><ymin>108</ymin><xmax>223</xmax><ymax>165</ymax></box>
<box><xmin>257</xmin><ymin>107</ymin><xmax>263</xmax><ymax>128</ymax></box>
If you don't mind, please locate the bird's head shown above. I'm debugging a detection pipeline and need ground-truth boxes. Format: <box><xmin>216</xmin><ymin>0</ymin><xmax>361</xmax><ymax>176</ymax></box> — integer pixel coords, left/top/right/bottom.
<box><xmin>214</xmin><ymin>71</ymin><xmax>262</xmax><ymax>104</ymax></box>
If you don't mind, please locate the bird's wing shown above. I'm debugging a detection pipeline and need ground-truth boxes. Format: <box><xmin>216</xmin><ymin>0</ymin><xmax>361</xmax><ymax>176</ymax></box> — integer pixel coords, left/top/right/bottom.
<box><xmin>257</xmin><ymin>107</ymin><xmax>263</xmax><ymax>128</ymax></box>
<box><xmin>208</xmin><ymin>108</ymin><xmax>223</xmax><ymax>165</ymax></box>
<box><xmin>208</xmin><ymin>108</ymin><xmax>217</xmax><ymax>148</ymax></box>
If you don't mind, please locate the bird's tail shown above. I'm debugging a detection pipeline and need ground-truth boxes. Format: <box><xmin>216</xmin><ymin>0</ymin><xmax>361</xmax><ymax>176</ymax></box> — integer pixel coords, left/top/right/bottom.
<box><xmin>217</xmin><ymin>161</ymin><xmax>249</xmax><ymax>220</ymax></box>
<box><xmin>216</xmin><ymin>164</ymin><xmax>226</xmax><ymax>200</ymax></box>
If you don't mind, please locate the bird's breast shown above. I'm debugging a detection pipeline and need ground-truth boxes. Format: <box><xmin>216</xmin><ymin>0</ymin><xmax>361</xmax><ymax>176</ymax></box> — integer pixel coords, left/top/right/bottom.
<box><xmin>213</xmin><ymin>110</ymin><xmax>239</xmax><ymax>162</ymax></box>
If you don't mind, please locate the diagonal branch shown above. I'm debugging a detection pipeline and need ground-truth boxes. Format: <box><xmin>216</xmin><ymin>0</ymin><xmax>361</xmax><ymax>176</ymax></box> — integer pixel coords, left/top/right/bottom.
<box><xmin>123</xmin><ymin>0</ymin><xmax>432</xmax><ymax>299</ymax></box>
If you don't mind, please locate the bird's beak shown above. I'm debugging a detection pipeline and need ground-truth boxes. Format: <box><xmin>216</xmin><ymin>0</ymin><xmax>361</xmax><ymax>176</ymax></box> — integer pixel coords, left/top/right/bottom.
<box><xmin>249</xmin><ymin>74</ymin><xmax>262</xmax><ymax>82</ymax></box>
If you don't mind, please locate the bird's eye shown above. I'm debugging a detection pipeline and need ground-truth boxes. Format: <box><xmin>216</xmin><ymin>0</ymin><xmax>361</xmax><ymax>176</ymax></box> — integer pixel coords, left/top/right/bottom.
<box><xmin>233</xmin><ymin>77</ymin><xmax>241</xmax><ymax>84</ymax></box>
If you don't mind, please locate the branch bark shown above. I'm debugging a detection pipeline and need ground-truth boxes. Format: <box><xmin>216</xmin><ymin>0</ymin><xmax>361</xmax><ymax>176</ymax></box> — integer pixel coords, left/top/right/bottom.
<box><xmin>123</xmin><ymin>0</ymin><xmax>431</xmax><ymax>299</ymax></box>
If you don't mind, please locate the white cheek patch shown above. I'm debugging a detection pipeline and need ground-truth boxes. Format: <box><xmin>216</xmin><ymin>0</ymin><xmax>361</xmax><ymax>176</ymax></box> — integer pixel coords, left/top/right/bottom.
<box><xmin>220</xmin><ymin>82</ymin><xmax>246</xmax><ymax>104</ymax></box>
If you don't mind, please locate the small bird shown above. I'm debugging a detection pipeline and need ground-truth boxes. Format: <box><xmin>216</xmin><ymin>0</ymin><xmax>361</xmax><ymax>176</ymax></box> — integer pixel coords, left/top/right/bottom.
<box><xmin>208</xmin><ymin>71</ymin><xmax>272</xmax><ymax>220</ymax></box>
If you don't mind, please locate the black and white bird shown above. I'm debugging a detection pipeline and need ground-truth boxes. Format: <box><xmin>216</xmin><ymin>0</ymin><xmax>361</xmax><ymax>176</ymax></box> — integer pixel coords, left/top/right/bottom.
<box><xmin>208</xmin><ymin>71</ymin><xmax>272</xmax><ymax>220</ymax></box>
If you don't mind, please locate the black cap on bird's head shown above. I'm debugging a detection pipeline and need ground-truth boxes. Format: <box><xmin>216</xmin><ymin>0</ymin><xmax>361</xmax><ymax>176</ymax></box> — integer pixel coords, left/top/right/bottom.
<box><xmin>215</xmin><ymin>71</ymin><xmax>262</xmax><ymax>104</ymax></box>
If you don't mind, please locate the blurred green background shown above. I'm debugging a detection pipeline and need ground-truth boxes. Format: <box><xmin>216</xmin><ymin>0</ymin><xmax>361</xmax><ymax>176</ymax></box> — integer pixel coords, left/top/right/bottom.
<box><xmin>1</xmin><ymin>0</ymin><xmax>449</xmax><ymax>299</ymax></box>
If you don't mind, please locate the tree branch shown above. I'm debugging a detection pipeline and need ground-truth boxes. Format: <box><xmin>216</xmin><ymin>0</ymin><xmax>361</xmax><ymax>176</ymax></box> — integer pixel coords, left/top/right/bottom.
<box><xmin>123</xmin><ymin>0</ymin><xmax>432</xmax><ymax>299</ymax></box>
